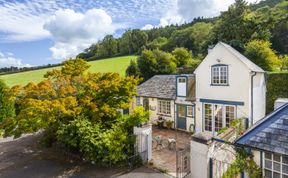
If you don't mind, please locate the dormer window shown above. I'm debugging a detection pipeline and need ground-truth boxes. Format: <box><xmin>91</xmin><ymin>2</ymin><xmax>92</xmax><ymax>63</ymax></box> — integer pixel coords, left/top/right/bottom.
<box><xmin>177</xmin><ymin>77</ymin><xmax>187</xmax><ymax>96</ymax></box>
<box><xmin>211</xmin><ymin>65</ymin><xmax>228</xmax><ymax>85</ymax></box>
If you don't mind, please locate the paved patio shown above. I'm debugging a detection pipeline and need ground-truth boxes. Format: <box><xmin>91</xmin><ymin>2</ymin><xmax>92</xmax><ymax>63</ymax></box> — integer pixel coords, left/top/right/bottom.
<box><xmin>150</xmin><ymin>126</ymin><xmax>192</xmax><ymax>177</ymax></box>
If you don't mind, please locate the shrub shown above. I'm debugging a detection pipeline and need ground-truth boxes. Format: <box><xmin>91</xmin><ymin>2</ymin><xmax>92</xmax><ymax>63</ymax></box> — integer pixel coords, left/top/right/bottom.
<box><xmin>56</xmin><ymin>114</ymin><xmax>144</xmax><ymax>165</ymax></box>
<box><xmin>0</xmin><ymin>80</ymin><xmax>15</xmax><ymax>123</ymax></box>
<box><xmin>266</xmin><ymin>72</ymin><xmax>288</xmax><ymax>113</ymax></box>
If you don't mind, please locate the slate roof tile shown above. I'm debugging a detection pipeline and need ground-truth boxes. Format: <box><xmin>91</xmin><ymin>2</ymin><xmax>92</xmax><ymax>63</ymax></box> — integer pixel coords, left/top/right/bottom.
<box><xmin>236</xmin><ymin>103</ymin><xmax>288</xmax><ymax>155</ymax></box>
<box><xmin>137</xmin><ymin>75</ymin><xmax>177</xmax><ymax>99</ymax></box>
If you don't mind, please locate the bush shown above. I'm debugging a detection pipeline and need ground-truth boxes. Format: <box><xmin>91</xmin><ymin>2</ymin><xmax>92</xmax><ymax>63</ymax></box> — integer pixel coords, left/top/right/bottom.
<box><xmin>57</xmin><ymin>116</ymin><xmax>130</xmax><ymax>164</ymax></box>
<box><xmin>0</xmin><ymin>80</ymin><xmax>15</xmax><ymax>123</ymax></box>
<box><xmin>266</xmin><ymin>72</ymin><xmax>288</xmax><ymax>113</ymax></box>
<box><xmin>56</xmin><ymin>108</ymin><xmax>148</xmax><ymax>165</ymax></box>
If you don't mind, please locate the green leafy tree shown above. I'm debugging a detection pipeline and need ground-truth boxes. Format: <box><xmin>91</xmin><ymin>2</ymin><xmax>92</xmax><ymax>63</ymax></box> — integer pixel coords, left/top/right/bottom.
<box><xmin>213</xmin><ymin>0</ymin><xmax>253</xmax><ymax>50</ymax></box>
<box><xmin>167</xmin><ymin>27</ymin><xmax>194</xmax><ymax>51</ymax></box>
<box><xmin>172</xmin><ymin>47</ymin><xmax>193</xmax><ymax>67</ymax></box>
<box><xmin>137</xmin><ymin>49</ymin><xmax>177</xmax><ymax>80</ymax></box>
<box><xmin>100</xmin><ymin>35</ymin><xmax>118</xmax><ymax>57</ymax></box>
<box><xmin>190</xmin><ymin>22</ymin><xmax>213</xmax><ymax>54</ymax></box>
<box><xmin>272</xmin><ymin>20</ymin><xmax>288</xmax><ymax>54</ymax></box>
<box><xmin>244</xmin><ymin>40</ymin><xmax>281</xmax><ymax>71</ymax></box>
<box><xmin>279</xmin><ymin>55</ymin><xmax>288</xmax><ymax>71</ymax></box>
<box><xmin>147</xmin><ymin>37</ymin><xmax>168</xmax><ymax>50</ymax></box>
<box><xmin>126</xmin><ymin>60</ymin><xmax>140</xmax><ymax>77</ymax></box>
<box><xmin>0</xmin><ymin>58</ymin><xmax>143</xmax><ymax>164</ymax></box>
<box><xmin>0</xmin><ymin>80</ymin><xmax>15</xmax><ymax>123</ymax></box>
<box><xmin>119</xmin><ymin>30</ymin><xmax>148</xmax><ymax>55</ymax></box>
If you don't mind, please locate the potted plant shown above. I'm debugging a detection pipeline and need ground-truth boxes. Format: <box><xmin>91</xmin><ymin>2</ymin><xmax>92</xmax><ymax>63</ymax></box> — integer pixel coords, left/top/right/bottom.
<box><xmin>165</xmin><ymin>120</ymin><xmax>174</xmax><ymax>129</ymax></box>
<box><xmin>157</xmin><ymin>116</ymin><xmax>165</xmax><ymax>129</ymax></box>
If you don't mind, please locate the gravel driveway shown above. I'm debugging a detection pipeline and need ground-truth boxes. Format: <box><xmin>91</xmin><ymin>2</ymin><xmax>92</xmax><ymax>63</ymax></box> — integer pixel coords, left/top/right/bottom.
<box><xmin>0</xmin><ymin>133</ymin><xmax>170</xmax><ymax>178</ymax></box>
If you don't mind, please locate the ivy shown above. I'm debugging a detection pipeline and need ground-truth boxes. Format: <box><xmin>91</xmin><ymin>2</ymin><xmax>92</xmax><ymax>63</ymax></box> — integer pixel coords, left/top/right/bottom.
<box><xmin>222</xmin><ymin>148</ymin><xmax>262</xmax><ymax>178</ymax></box>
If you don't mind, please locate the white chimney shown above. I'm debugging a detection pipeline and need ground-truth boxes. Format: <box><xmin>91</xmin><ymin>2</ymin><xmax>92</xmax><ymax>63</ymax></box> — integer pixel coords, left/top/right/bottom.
<box><xmin>208</xmin><ymin>45</ymin><xmax>214</xmax><ymax>54</ymax></box>
<box><xmin>274</xmin><ymin>98</ymin><xmax>288</xmax><ymax>110</ymax></box>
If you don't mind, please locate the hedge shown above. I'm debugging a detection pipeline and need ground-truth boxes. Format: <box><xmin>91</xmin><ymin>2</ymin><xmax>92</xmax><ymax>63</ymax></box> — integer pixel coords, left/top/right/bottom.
<box><xmin>266</xmin><ymin>72</ymin><xmax>288</xmax><ymax>113</ymax></box>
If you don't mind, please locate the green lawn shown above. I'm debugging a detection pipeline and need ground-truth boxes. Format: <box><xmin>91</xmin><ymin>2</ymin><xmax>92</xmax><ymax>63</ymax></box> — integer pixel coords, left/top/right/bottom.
<box><xmin>0</xmin><ymin>56</ymin><xmax>137</xmax><ymax>87</ymax></box>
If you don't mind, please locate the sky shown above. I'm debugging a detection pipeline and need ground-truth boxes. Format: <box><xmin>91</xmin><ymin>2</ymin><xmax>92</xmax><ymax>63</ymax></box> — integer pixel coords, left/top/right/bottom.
<box><xmin>0</xmin><ymin>0</ymin><xmax>258</xmax><ymax>68</ymax></box>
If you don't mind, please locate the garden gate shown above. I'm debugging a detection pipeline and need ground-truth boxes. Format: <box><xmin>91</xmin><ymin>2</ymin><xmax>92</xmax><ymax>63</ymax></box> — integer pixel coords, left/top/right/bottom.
<box><xmin>176</xmin><ymin>144</ymin><xmax>191</xmax><ymax>178</ymax></box>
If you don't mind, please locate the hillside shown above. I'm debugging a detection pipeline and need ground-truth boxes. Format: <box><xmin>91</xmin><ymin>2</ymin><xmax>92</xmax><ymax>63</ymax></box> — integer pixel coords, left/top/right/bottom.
<box><xmin>0</xmin><ymin>56</ymin><xmax>136</xmax><ymax>86</ymax></box>
<box><xmin>77</xmin><ymin>0</ymin><xmax>287</xmax><ymax>61</ymax></box>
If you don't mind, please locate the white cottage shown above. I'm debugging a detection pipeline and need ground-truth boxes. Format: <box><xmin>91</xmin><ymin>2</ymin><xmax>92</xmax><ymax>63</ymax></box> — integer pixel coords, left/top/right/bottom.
<box><xmin>194</xmin><ymin>42</ymin><xmax>266</xmax><ymax>134</ymax></box>
<box><xmin>134</xmin><ymin>42</ymin><xmax>266</xmax><ymax>135</ymax></box>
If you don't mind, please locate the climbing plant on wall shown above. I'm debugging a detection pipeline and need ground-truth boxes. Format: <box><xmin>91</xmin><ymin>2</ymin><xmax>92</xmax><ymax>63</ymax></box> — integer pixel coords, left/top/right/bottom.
<box><xmin>221</xmin><ymin>147</ymin><xmax>262</xmax><ymax>178</ymax></box>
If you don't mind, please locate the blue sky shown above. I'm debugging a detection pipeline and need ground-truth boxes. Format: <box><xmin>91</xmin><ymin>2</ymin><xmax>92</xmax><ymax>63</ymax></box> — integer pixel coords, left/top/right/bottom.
<box><xmin>0</xmin><ymin>0</ymin><xmax>257</xmax><ymax>67</ymax></box>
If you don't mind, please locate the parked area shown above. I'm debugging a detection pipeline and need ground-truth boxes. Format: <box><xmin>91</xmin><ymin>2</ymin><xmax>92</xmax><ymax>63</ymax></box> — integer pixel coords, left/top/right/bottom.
<box><xmin>150</xmin><ymin>126</ymin><xmax>192</xmax><ymax>177</ymax></box>
<box><xmin>0</xmin><ymin>133</ymin><xmax>170</xmax><ymax>178</ymax></box>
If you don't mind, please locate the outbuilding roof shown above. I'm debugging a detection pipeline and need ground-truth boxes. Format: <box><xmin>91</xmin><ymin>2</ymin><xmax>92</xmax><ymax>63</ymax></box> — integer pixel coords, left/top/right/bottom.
<box><xmin>219</xmin><ymin>42</ymin><xmax>265</xmax><ymax>73</ymax></box>
<box><xmin>137</xmin><ymin>75</ymin><xmax>177</xmax><ymax>99</ymax></box>
<box><xmin>235</xmin><ymin>103</ymin><xmax>288</xmax><ymax>155</ymax></box>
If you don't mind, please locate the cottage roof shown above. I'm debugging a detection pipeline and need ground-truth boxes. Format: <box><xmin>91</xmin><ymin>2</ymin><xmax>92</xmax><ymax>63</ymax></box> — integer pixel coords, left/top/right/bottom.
<box><xmin>137</xmin><ymin>75</ymin><xmax>177</xmax><ymax>99</ymax></box>
<box><xmin>235</xmin><ymin>103</ymin><xmax>288</xmax><ymax>155</ymax></box>
<box><xmin>219</xmin><ymin>42</ymin><xmax>265</xmax><ymax>73</ymax></box>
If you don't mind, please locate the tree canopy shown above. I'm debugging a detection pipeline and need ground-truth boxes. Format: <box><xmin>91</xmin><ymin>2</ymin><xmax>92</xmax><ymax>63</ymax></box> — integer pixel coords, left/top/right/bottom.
<box><xmin>244</xmin><ymin>40</ymin><xmax>281</xmax><ymax>71</ymax></box>
<box><xmin>0</xmin><ymin>58</ymin><xmax>147</xmax><ymax>164</ymax></box>
<box><xmin>74</xmin><ymin>0</ymin><xmax>288</xmax><ymax>76</ymax></box>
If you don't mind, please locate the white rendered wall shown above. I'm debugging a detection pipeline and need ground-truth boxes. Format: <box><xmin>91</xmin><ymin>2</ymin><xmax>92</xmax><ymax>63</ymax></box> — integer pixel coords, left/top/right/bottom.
<box><xmin>190</xmin><ymin>140</ymin><xmax>209</xmax><ymax>178</ymax></box>
<box><xmin>252</xmin><ymin>73</ymin><xmax>266</xmax><ymax>123</ymax></box>
<box><xmin>194</xmin><ymin>43</ymin><xmax>263</xmax><ymax>132</ymax></box>
<box><xmin>133</xmin><ymin>124</ymin><xmax>152</xmax><ymax>161</ymax></box>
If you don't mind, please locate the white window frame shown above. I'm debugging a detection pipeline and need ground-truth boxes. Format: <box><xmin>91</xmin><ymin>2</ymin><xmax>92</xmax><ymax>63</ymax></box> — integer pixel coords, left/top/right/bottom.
<box><xmin>178</xmin><ymin>78</ymin><xmax>186</xmax><ymax>83</ymax></box>
<box><xmin>158</xmin><ymin>100</ymin><xmax>171</xmax><ymax>115</ymax></box>
<box><xmin>187</xmin><ymin>106</ymin><xmax>194</xmax><ymax>118</ymax></box>
<box><xmin>204</xmin><ymin>103</ymin><xmax>236</xmax><ymax>133</ymax></box>
<box><xmin>211</xmin><ymin>65</ymin><xmax>228</xmax><ymax>85</ymax></box>
<box><xmin>263</xmin><ymin>152</ymin><xmax>288</xmax><ymax>178</ymax></box>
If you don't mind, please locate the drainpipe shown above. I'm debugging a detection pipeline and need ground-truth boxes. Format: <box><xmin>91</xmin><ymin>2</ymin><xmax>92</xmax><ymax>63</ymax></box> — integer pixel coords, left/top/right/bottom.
<box><xmin>250</xmin><ymin>71</ymin><xmax>257</xmax><ymax>126</ymax></box>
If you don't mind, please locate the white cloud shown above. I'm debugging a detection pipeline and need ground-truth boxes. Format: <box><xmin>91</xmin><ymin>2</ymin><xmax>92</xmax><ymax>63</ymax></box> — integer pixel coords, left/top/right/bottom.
<box><xmin>0</xmin><ymin>1</ymin><xmax>51</xmax><ymax>42</ymax></box>
<box><xmin>141</xmin><ymin>24</ymin><xmax>154</xmax><ymax>30</ymax></box>
<box><xmin>0</xmin><ymin>52</ymin><xmax>31</xmax><ymax>68</ymax></box>
<box><xmin>44</xmin><ymin>8</ymin><xmax>118</xmax><ymax>60</ymax></box>
<box><xmin>142</xmin><ymin>0</ymin><xmax>258</xmax><ymax>28</ymax></box>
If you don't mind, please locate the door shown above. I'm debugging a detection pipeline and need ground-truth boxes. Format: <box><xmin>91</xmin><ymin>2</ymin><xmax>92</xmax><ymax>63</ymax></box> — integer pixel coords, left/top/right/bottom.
<box><xmin>177</xmin><ymin>105</ymin><xmax>187</xmax><ymax>130</ymax></box>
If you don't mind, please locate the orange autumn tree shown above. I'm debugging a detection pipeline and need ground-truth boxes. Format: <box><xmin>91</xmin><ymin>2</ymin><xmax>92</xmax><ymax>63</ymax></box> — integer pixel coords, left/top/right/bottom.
<box><xmin>0</xmin><ymin>58</ymin><xmax>146</xmax><ymax>163</ymax></box>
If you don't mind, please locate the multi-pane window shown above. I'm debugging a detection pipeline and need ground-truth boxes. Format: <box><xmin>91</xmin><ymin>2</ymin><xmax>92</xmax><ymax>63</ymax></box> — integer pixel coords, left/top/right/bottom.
<box><xmin>264</xmin><ymin>152</ymin><xmax>288</xmax><ymax>178</ymax></box>
<box><xmin>178</xmin><ymin>78</ymin><xmax>186</xmax><ymax>83</ymax></box>
<box><xmin>214</xmin><ymin>105</ymin><xmax>223</xmax><ymax>132</ymax></box>
<box><xmin>225</xmin><ymin>106</ymin><xmax>235</xmax><ymax>127</ymax></box>
<box><xmin>212</xmin><ymin>65</ymin><xmax>228</xmax><ymax>85</ymax></box>
<box><xmin>204</xmin><ymin>104</ymin><xmax>236</xmax><ymax>132</ymax></box>
<box><xmin>136</xmin><ymin>97</ymin><xmax>141</xmax><ymax>106</ymax></box>
<box><xmin>187</xmin><ymin>106</ymin><xmax>194</xmax><ymax>117</ymax></box>
<box><xmin>158</xmin><ymin>100</ymin><xmax>171</xmax><ymax>115</ymax></box>
<box><xmin>204</xmin><ymin>104</ymin><xmax>213</xmax><ymax>131</ymax></box>
<box><xmin>178</xmin><ymin>105</ymin><xmax>186</xmax><ymax>117</ymax></box>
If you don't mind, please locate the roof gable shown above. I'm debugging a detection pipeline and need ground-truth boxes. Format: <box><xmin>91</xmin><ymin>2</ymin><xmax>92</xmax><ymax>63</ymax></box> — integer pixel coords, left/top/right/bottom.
<box><xmin>219</xmin><ymin>42</ymin><xmax>265</xmax><ymax>73</ymax></box>
<box><xmin>194</xmin><ymin>42</ymin><xmax>265</xmax><ymax>74</ymax></box>
<box><xmin>235</xmin><ymin>103</ymin><xmax>288</xmax><ymax>155</ymax></box>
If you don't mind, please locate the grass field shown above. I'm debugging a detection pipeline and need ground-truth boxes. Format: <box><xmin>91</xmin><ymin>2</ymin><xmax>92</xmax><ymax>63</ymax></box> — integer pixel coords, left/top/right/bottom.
<box><xmin>0</xmin><ymin>55</ymin><xmax>137</xmax><ymax>86</ymax></box>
